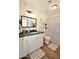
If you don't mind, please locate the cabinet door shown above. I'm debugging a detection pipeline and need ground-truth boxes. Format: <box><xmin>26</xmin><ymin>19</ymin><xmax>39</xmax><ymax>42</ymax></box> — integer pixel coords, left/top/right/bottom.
<box><xmin>27</xmin><ymin>36</ymin><xmax>36</xmax><ymax>54</ymax></box>
<box><xmin>23</xmin><ymin>37</ymin><xmax>28</xmax><ymax>55</ymax></box>
<box><xmin>35</xmin><ymin>34</ymin><xmax>43</xmax><ymax>48</ymax></box>
<box><xmin>19</xmin><ymin>37</ymin><xmax>25</xmax><ymax>58</ymax></box>
<box><xmin>28</xmin><ymin>34</ymin><xmax>44</xmax><ymax>54</ymax></box>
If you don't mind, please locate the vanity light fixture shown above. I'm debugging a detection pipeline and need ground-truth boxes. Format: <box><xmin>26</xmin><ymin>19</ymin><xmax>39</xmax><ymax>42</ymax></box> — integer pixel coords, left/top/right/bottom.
<box><xmin>26</xmin><ymin>10</ymin><xmax>32</xmax><ymax>13</ymax></box>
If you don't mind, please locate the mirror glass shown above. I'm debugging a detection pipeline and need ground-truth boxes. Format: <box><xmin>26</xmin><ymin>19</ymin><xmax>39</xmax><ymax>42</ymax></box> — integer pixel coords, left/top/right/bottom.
<box><xmin>28</xmin><ymin>18</ymin><xmax>37</xmax><ymax>27</ymax></box>
<box><xmin>22</xmin><ymin>16</ymin><xmax>28</xmax><ymax>27</ymax></box>
<box><xmin>21</xmin><ymin>16</ymin><xmax>37</xmax><ymax>28</ymax></box>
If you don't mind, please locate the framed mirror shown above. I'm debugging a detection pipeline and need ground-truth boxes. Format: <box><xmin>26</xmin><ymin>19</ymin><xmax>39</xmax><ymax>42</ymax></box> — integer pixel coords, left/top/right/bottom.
<box><xmin>21</xmin><ymin>16</ymin><xmax>37</xmax><ymax>28</ymax></box>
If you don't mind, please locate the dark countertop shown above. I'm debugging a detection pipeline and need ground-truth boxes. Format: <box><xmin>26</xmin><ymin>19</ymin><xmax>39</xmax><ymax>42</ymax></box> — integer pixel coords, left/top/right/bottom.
<box><xmin>19</xmin><ymin>31</ymin><xmax>44</xmax><ymax>37</ymax></box>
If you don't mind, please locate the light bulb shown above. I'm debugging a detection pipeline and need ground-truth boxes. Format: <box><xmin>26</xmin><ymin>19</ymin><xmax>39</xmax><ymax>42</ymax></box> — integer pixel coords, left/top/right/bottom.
<box><xmin>52</xmin><ymin>4</ymin><xmax>57</xmax><ymax>9</ymax></box>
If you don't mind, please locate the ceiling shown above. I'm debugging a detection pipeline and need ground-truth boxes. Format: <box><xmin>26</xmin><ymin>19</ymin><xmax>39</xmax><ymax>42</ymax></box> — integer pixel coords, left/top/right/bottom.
<box><xmin>26</xmin><ymin>0</ymin><xmax>60</xmax><ymax>18</ymax></box>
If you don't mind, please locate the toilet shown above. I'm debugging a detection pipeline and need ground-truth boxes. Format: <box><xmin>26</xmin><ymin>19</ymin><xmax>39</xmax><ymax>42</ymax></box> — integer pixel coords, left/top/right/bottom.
<box><xmin>44</xmin><ymin>36</ymin><xmax>51</xmax><ymax>44</ymax></box>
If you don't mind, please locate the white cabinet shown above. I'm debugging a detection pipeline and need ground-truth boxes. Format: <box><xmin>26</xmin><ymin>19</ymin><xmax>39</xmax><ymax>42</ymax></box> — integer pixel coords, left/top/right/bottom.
<box><xmin>19</xmin><ymin>37</ymin><xmax>25</xmax><ymax>58</ymax></box>
<box><xmin>19</xmin><ymin>37</ymin><xmax>24</xmax><ymax>58</ymax></box>
<box><xmin>23</xmin><ymin>37</ymin><xmax>28</xmax><ymax>55</ymax></box>
<box><xmin>27</xmin><ymin>34</ymin><xmax>43</xmax><ymax>54</ymax></box>
<box><xmin>19</xmin><ymin>37</ymin><xmax>28</xmax><ymax>58</ymax></box>
<box><xmin>19</xmin><ymin>33</ymin><xmax>44</xmax><ymax>58</ymax></box>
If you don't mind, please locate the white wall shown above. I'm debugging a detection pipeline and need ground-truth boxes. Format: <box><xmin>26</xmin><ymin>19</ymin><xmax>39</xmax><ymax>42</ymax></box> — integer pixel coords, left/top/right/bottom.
<box><xmin>25</xmin><ymin>5</ymin><xmax>46</xmax><ymax>31</ymax></box>
<box><xmin>26</xmin><ymin>0</ymin><xmax>47</xmax><ymax>32</ymax></box>
<box><xmin>47</xmin><ymin>16</ymin><xmax>60</xmax><ymax>46</ymax></box>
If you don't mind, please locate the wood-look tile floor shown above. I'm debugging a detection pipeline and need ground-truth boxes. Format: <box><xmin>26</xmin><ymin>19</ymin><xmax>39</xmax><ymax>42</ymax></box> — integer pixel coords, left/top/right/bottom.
<box><xmin>41</xmin><ymin>44</ymin><xmax>60</xmax><ymax>59</ymax></box>
<box><xmin>21</xmin><ymin>44</ymin><xmax>60</xmax><ymax>59</ymax></box>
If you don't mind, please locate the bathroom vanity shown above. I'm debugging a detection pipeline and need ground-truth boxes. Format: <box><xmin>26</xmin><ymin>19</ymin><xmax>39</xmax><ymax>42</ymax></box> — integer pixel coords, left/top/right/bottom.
<box><xmin>19</xmin><ymin>32</ymin><xmax>44</xmax><ymax>58</ymax></box>
<box><xmin>19</xmin><ymin>16</ymin><xmax>44</xmax><ymax>58</ymax></box>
